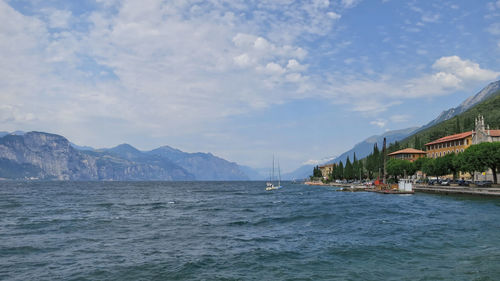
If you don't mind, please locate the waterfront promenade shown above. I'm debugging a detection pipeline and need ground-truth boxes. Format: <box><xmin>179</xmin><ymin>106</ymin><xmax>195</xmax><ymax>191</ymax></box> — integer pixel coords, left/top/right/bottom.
<box><xmin>413</xmin><ymin>185</ymin><xmax>500</xmax><ymax>197</ymax></box>
<box><xmin>306</xmin><ymin>181</ymin><xmax>500</xmax><ymax>197</ymax></box>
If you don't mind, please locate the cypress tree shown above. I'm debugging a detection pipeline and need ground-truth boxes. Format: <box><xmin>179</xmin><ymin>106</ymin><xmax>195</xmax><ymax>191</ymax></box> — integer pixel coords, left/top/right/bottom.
<box><xmin>353</xmin><ymin>153</ymin><xmax>358</xmax><ymax>180</ymax></box>
<box><xmin>345</xmin><ymin>156</ymin><xmax>353</xmax><ymax>180</ymax></box>
<box><xmin>338</xmin><ymin>161</ymin><xmax>344</xmax><ymax>180</ymax></box>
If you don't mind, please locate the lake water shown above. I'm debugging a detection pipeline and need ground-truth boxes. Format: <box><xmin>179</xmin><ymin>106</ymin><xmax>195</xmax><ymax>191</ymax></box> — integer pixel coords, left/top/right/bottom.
<box><xmin>1</xmin><ymin>181</ymin><xmax>500</xmax><ymax>280</ymax></box>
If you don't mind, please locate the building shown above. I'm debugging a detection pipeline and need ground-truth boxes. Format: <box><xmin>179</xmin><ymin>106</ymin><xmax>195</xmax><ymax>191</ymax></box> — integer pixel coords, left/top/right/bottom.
<box><xmin>319</xmin><ymin>164</ymin><xmax>335</xmax><ymax>179</ymax></box>
<box><xmin>472</xmin><ymin>115</ymin><xmax>500</xmax><ymax>144</ymax></box>
<box><xmin>424</xmin><ymin>115</ymin><xmax>499</xmax><ymax>182</ymax></box>
<box><xmin>471</xmin><ymin>115</ymin><xmax>500</xmax><ymax>182</ymax></box>
<box><xmin>387</xmin><ymin>148</ymin><xmax>426</xmax><ymax>162</ymax></box>
<box><xmin>425</xmin><ymin>131</ymin><xmax>473</xmax><ymax>158</ymax></box>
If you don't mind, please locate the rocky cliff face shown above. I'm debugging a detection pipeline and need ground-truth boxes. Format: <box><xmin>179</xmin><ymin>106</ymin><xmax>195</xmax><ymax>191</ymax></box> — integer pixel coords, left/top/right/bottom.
<box><xmin>147</xmin><ymin>146</ymin><xmax>249</xmax><ymax>180</ymax></box>
<box><xmin>0</xmin><ymin>132</ymin><xmax>249</xmax><ymax>181</ymax></box>
<box><xmin>0</xmin><ymin>132</ymin><xmax>97</xmax><ymax>180</ymax></box>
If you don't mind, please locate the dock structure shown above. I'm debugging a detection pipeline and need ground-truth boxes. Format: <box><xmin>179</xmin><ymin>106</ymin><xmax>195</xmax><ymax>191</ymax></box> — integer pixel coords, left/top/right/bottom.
<box><xmin>413</xmin><ymin>185</ymin><xmax>500</xmax><ymax>197</ymax></box>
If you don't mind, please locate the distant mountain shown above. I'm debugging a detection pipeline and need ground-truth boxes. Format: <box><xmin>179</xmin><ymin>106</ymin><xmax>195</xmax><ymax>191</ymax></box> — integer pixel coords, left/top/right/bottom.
<box><xmin>281</xmin><ymin>164</ymin><xmax>315</xmax><ymax>180</ymax></box>
<box><xmin>418</xmin><ymin>80</ymin><xmax>500</xmax><ymax>131</ymax></box>
<box><xmin>283</xmin><ymin>127</ymin><xmax>418</xmax><ymax>180</ymax></box>
<box><xmin>328</xmin><ymin>127</ymin><xmax>420</xmax><ymax>165</ymax></box>
<box><xmin>148</xmin><ymin>146</ymin><xmax>249</xmax><ymax>181</ymax></box>
<box><xmin>238</xmin><ymin>165</ymin><xmax>265</xmax><ymax>180</ymax></box>
<box><xmin>70</xmin><ymin>142</ymin><xmax>95</xmax><ymax>151</ymax></box>
<box><xmin>398</xmin><ymin>86</ymin><xmax>500</xmax><ymax>149</ymax></box>
<box><xmin>0</xmin><ymin>132</ymin><xmax>250</xmax><ymax>181</ymax></box>
<box><xmin>0</xmin><ymin>132</ymin><xmax>99</xmax><ymax>180</ymax></box>
<box><xmin>0</xmin><ymin>131</ymin><xmax>25</xmax><ymax>137</ymax></box>
<box><xmin>103</xmin><ymin>143</ymin><xmax>144</xmax><ymax>159</ymax></box>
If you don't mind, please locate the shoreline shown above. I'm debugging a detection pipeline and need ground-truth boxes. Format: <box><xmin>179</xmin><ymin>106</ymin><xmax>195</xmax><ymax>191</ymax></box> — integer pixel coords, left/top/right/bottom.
<box><xmin>305</xmin><ymin>181</ymin><xmax>500</xmax><ymax>197</ymax></box>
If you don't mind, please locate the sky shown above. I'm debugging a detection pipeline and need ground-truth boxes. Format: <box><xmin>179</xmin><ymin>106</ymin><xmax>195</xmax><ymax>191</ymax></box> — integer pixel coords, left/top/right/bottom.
<box><xmin>1</xmin><ymin>0</ymin><xmax>500</xmax><ymax>173</ymax></box>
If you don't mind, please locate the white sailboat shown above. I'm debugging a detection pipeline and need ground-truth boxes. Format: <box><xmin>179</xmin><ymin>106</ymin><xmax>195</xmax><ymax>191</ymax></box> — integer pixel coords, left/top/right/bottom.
<box><xmin>266</xmin><ymin>155</ymin><xmax>282</xmax><ymax>191</ymax></box>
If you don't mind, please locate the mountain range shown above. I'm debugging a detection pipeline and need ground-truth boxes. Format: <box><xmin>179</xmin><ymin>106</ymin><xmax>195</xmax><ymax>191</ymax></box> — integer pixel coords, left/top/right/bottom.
<box><xmin>284</xmin><ymin>80</ymin><xmax>500</xmax><ymax>180</ymax></box>
<box><xmin>0</xmin><ymin>132</ymin><xmax>254</xmax><ymax>181</ymax></box>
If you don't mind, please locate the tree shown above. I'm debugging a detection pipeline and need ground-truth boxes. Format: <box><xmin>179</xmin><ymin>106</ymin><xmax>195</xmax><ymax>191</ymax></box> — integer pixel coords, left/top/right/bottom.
<box><xmin>422</xmin><ymin>158</ymin><xmax>437</xmax><ymax>177</ymax></box>
<box><xmin>353</xmin><ymin>153</ymin><xmax>359</xmax><ymax>180</ymax></box>
<box><xmin>414</xmin><ymin>157</ymin><xmax>431</xmax><ymax>172</ymax></box>
<box><xmin>312</xmin><ymin>165</ymin><xmax>322</xmax><ymax>178</ymax></box>
<box><xmin>434</xmin><ymin>155</ymin><xmax>452</xmax><ymax>177</ymax></box>
<box><xmin>386</xmin><ymin>159</ymin><xmax>416</xmax><ymax>179</ymax></box>
<box><xmin>461</xmin><ymin>142</ymin><xmax>500</xmax><ymax>184</ymax></box>
<box><xmin>365</xmin><ymin>143</ymin><xmax>380</xmax><ymax>179</ymax></box>
<box><xmin>455</xmin><ymin>152</ymin><xmax>475</xmax><ymax>181</ymax></box>
<box><xmin>358</xmin><ymin>160</ymin><xmax>365</xmax><ymax>180</ymax></box>
<box><xmin>337</xmin><ymin>161</ymin><xmax>344</xmax><ymax>180</ymax></box>
<box><xmin>344</xmin><ymin>156</ymin><xmax>353</xmax><ymax>180</ymax></box>
<box><xmin>436</xmin><ymin>153</ymin><xmax>459</xmax><ymax>179</ymax></box>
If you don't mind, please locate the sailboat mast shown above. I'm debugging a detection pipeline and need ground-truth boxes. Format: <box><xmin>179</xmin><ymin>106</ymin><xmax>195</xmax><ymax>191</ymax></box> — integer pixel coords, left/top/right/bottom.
<box><xmin>278</xmin><ymin>158</ymin><xmax>281</xmax><ymax>187</ymax></box>
<box><xmin>272</xmin><ymin>155</ymin><xmax>275</xmax><ymax>183</ymax></box>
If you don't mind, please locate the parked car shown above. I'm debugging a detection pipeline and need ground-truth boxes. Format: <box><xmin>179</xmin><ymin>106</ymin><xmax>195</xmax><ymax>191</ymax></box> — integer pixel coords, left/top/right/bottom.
<box><xmin>476</xmin><ymin>180</ymin><xmax>493</xmax><ymax>187</ymax></box>
<box><xmin>440</xmin><ymin>179</ymin><xmax>450</xmax><ymax>186</ymax></box>
<box><xmin>457</xmin><ymin>179</ymin><xmax>470</xmax><ymax>186</ymax></box>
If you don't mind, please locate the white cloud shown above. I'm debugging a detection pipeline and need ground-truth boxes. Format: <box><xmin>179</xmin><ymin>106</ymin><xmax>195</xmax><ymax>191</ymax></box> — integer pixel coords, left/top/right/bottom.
<box><xmin>432</xmin><ymin>56</ymin><xmax>500</xmax><ymax>82</ymax></box>
<box><xmin>370</xmin><ymin>119</ymin><xmax>387</xmax><ymax>128</ymax></box>
<box><xmin>320</xmin><ymin>56</ymin><xmax>499</xmax><ymax>115</ymax></box>
<box><xmin>47</xmin><ymin>9</ymin><xmax>72</xmax><ymax>29</ymax></box>
<box><xmin>234</xmin><ymin>53</ymin><xmax>253</xmax><ymax>67</ymax></box>
<box><xmin>390</xmin><ymin>114</ymin><xmax>410</xmax><ymax>123</ymax></box>
<box><xmin>327</xmin><ymin>11</ymin><xmax>341</xmax><ymax>20</ymax></box>
<box><xmin>263</xmin><ymin>62</ymin><xmax>286</xmax><ymax>75</ymax></box>
<box><xmin>487</xmin><ymin>23</ymin><xmax>500</xmax><ymax>35</ymax></box>
<box><xmin>1</xmin><ymin>0</ymin><xmax>338</xmax><ymax>146</ymax></box>
<box><xmin>421</xmin><ymin>13</ymin><xmax>440</xmax><ymax>23</ymax></box>
<box><xmin>416</xmin><ymin>49</ymin><xmax>428</xmax><ymax>55</ymax></box>
<box><xmin>286</xmin><ymin>59</ymin><xmax>307</xmax><ymax>71</ymax></box>
<box><xmin>342</xmin><ymin>0</ymin><xmax>360</xmax><ymax>9</ymax></box>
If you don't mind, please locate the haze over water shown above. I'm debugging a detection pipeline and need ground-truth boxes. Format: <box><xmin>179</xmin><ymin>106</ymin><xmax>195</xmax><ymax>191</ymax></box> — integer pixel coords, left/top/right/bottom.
<box><xmin>1</xmin><ymin>181</ymin><xmax>499</xmax><ymax>280</ymax></box>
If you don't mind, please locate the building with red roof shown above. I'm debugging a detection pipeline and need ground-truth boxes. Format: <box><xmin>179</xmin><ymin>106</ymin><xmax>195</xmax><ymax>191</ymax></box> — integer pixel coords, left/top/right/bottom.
<box><xmin>388</xmin><ymin>148</ymin><xmax>426</xmax><ymax>162</ymax></box>
<box><xmin>425</xmin><ymin>131</ymin><xmax>472</xmax><ymax>158</ymax></box>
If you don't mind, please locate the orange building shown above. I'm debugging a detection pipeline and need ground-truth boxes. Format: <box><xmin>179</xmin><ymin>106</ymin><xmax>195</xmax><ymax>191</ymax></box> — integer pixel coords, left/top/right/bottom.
<box><xmin>387</xmin><ymin>148</ymin><xmax>426</xmax><ymax>162</ymax></box>
<box><xmin>425</xmin><ymin>131</ymin><xmax>473</xmax><ymax>158</ymax></box>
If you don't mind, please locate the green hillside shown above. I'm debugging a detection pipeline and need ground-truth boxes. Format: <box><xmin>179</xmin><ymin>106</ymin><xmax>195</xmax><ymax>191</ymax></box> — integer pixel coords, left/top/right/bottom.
<box><xmin>388</xmin><ymin>90</ymin><xmax>500</xmax><ymax>153</ymax></box>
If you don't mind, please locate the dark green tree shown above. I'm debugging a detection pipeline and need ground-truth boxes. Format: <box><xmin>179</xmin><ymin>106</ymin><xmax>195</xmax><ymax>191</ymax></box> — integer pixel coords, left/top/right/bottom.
<box><xmin>344</xmin><ymin>156</ymin><xmax>353</xmax><ymax>180</ymax></box>
<box><xmin>312</xmin><ymin>165</ymin><xmax>322</xmax><ymax>178</ymax></box>
<box><xmin>461</xmin><ymin>142</ymin><xmax>500</xmax><ymax>184</ymax></box>
<box><xmin>386</xmin><ymin>159</ymin><xmax>416</xmax><ymax>179</ymax></box>
<box><xmin>337</xmin><ymin>161</ymin><xmax>344</xmax><ymax>180</ymax></box>
<box><xmin>422</xmin><ymin>158</ymin><xmax>437</xmax><ymax>177</ymax></box>
<box><xmin>414</xmin><ymin>157</ymin><xmax>431</xmax><ymax>172</ymax></box>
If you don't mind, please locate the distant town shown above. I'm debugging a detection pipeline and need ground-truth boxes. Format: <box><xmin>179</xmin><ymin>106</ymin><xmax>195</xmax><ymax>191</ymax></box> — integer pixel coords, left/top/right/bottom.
<box><xmin>310</xmin><ymin>115</ymin><xmax>500</xmax><ymax>190</ymax></box>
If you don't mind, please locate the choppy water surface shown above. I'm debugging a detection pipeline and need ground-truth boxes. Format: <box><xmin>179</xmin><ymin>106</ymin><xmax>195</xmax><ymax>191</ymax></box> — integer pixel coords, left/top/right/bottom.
<box><xmin>1</xmin><ymin>181</ymin><xmax>500</xmax><ymax>280</ymax></box>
